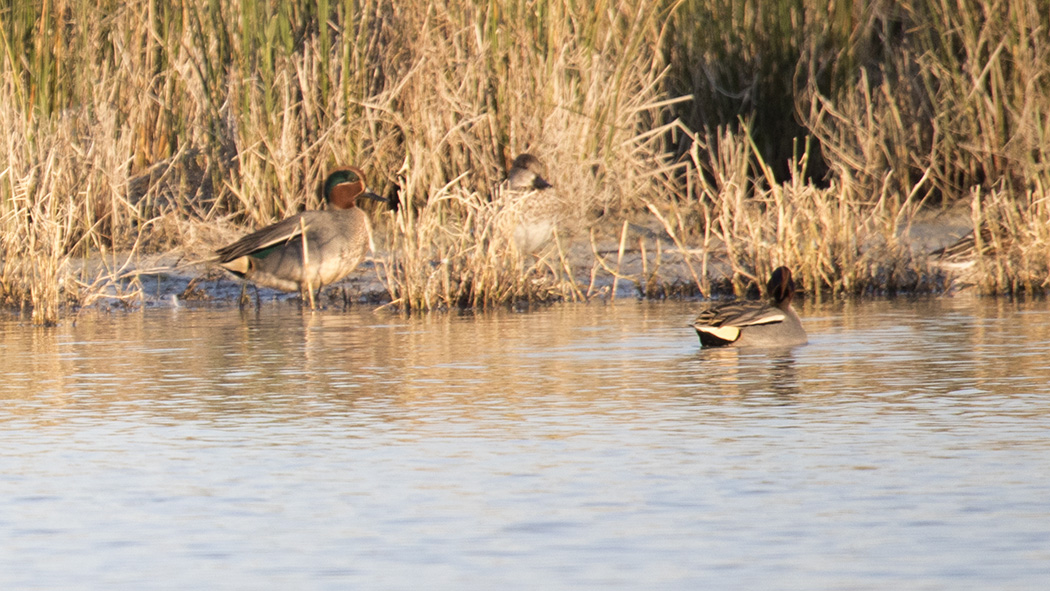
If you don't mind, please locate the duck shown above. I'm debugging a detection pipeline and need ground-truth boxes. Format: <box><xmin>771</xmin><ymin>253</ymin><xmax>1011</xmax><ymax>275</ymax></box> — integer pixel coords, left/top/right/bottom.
<box><xmin>215</xmin><ymin>166</ymin><xmax>389</xmax><ymax>304</ymax></box>
<box><xmin>929</xmin><ymin>227</ymin><xmax>999</xmax><ymax>270</ymax></box>
<box><xmin>506</xmin><ymin>153</ymin><xmax>553</xmax><ymax>192</ymax></box>
<box><xmin>692</xmin><ymin>266</ymin><xmax>807</xmax><ymax>348</ymax></box>
<box><xmin>497</xmin><ymin>153</ymin><xmax>559</xmax><ymax>253</ymax></box>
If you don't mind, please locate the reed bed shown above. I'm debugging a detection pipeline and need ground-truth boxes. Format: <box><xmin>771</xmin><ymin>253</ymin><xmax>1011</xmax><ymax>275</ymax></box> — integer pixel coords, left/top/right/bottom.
<box><xmin>958</xmin><ymin>185</ymin><xmax>1050</xmax><ymax>294</ymax></box>
<box><xmin>658</xmin><ymin>0</ymin><xmax>1050</xmax><ymax>297</ymax></box>
<box><xmin>1</xmin><ymin>0</ymin><xmax>1049</xmax><ymax>323</ymax></box>
<box><xmin>377</xmin><ymin>186</ymin><xmax>580</xmax><ymax>311</ymax></box>
<box><xmin>676</xmin><ymin>124</ymin><xmax>930</xmax><ymax>298</ymax></box>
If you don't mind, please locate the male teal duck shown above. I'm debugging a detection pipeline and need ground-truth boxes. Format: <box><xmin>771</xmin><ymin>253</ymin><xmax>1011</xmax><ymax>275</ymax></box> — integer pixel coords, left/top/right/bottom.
<box><xmin>499</xmin><ymin>153</ymin><xmax>559</xmax><ymax>253</ymax></box>
<box><xmin>215</xmin><ymin>166</ymin><xmax>388</xmax><ymax>300</ymax></box>
<box><xmin>692</xmin><ymin>266</ymin><xmax>807</xmax><ymax>348</ymax></box>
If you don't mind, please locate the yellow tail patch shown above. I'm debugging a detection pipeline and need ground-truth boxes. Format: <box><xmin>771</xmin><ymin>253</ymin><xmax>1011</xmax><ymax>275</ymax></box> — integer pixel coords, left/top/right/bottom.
<box><xmin>697</xmin><ymin>325</ymin><xmax>740</xmax><ymax>342</ymax></box>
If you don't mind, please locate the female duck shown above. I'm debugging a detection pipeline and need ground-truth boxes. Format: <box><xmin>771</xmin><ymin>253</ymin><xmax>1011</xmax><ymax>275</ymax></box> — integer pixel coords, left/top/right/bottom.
<box><xmin>500</xmin><ymin>153</ymin><xmax>558</xmax><ymax>253</ymax></box>
<box><xmin>692</xmin><ymin>266</ymin><xmax>807</xmax><ymax>348</ymax></box>
<box><xmin>215</xmin><ymin>166</ymin><xmax>388</xmax><ymax>300</ymax></box>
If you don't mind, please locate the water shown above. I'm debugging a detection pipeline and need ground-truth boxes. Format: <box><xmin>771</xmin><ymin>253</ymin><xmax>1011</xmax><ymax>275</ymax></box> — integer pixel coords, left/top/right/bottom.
<box><xmin>2</xmin><ymin>298</ymin><xmax>1050</xmax><ymax>589</ymax></box>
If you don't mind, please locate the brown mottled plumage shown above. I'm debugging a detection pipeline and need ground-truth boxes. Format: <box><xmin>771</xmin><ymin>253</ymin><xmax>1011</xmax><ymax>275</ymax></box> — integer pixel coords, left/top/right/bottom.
<box><xmin>498</xmin><ymin>153</ymin><xmax>559</xmax><ymax>253</ymax></box>
<box><xmin>930</xmin><ymin>227</ymin><xmax>999</xmax><ymax>270</ymax></box>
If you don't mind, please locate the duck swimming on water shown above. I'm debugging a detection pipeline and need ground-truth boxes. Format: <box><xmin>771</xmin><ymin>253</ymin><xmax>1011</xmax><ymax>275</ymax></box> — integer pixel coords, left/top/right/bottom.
<box><xmin>692</xmin><ymin>266</ymin><xmax>807</xmax><ymax>348</ymax></box>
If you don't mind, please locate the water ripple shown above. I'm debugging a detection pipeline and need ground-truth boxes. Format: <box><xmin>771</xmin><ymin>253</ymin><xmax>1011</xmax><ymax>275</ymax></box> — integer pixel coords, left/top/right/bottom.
<box><xmin>1</xmin><ymin>299</ymin><xmax>1049</xmax><ymax>589</ymax></box>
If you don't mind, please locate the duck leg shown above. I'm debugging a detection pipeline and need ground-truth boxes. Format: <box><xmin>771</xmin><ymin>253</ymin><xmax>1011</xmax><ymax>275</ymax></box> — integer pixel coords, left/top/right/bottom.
<box><xmin>237</xmin><ymin>282</ymin><xmax>250</xmax><ymax>309</ymax></box>
<box><xmin>300</xmin><ymin>218</ymin><xmax>317</xmax><ymax>310</ymax></box>
<box><xmin>237</xmin><ymin>282</ymin><xmax>262</xmax><ymax>309</ymax></box>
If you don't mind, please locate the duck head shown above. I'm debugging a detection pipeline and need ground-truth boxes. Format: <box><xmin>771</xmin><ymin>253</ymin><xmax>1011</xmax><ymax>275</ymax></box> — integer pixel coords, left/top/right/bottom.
<box><xmin>322</xmin><ymin>166</ymin><xmax>388</xmax><ymax>209</ymax></box>
<box><xmin>507</xmin><ymin>153</ymin><xmax>553</xmax><ymax>191</ymax></box>
<box><xmin>767</xmin><ymin>266</ymin><xmax>796</xmax><ymax>305</ymax></box>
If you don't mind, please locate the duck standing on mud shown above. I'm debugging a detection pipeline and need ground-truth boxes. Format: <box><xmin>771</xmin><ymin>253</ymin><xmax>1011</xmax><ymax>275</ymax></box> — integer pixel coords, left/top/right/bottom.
<box><xmin>215</xmin><ymin>166</ymin><xmax>389</xmax><ymax>307</ymax></box>
<box><xmin>692</xmin><ymin>266</ymin><xmax>807</xmax><ymax>348</ymax></box>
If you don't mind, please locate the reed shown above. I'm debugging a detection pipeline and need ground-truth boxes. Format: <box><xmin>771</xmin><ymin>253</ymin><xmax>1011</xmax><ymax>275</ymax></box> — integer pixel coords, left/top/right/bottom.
<box><xmin>959</xmin><ymin>185</ymin><xmax>1050</xmax><ymax>295</ymax></box>
<box><xmin>651</xmin><ymin>123</ymin><xmax>929</xmax><ymax>300</ymax></box>
<box><xmin>376</xmin><ymin>185</ymin><xmax>580</xmax><ymax>311</ymax></box>
<box><xmin>660</xmin><ymin>0</ymin><xmax>1050</xmax><ymax>297</ymax></box>
<box><xmin>361</xmin><ymin>0</ymin><xmax>682</xmax><ymax>309</ymax></box>
<box><xmin>798</xmin><ymin>1</ymin><xmax>1050</xmax><ymax>202</ymax></box>
<box><xmin>1</xmin><ymin>0</ymin><xmax>1049</xmax><ymax>323</ymax></box>
<box><xmin>793</xmin><ymin>0</ymin><xmax>1050</xmax><ymax>294</ymax></box>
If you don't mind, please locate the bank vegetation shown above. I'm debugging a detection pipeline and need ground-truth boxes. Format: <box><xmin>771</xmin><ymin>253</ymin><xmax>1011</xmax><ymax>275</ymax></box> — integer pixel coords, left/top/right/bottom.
<box><xmin>1</xmin><ymin>0</ymin><xmax>1048</xmax><ymax>322</ymax></box>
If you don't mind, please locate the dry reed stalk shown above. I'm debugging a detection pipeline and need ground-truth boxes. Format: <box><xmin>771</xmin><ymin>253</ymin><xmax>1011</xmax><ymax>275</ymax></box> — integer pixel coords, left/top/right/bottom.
<box><xmin>794</xmin><ymin>0</ymin><xmax>1050</xmax><ymax>293</ymax></box>
<box><xmin>4</xmin><ymin>0</ymin><xmax>1050</xmax><ymax>318</ymax></box>
<box><xmin>588</xmin><ymin>225</ymin><xmax>636</xmax><ymax>299</ymax></box>
<box><xmin>353</xmin><ymin>0</ymin><xmax>682</xmax><ymax>310</ymax></box>
<box><xmin>0</xmin><ymin>0</ymin><xmax>684</xmax><ymax>317</ymax></box>
<box><xmin>962</xmin><ymin>185</ymin><xmax>1050</xmax><ymax>294</ymax></box>
<box><xmin>375</xmin><ymin>181</ymin><xmax>582</xmax><ymax>311</ymax></box>
<box><xmin>673</xmin><ymin>123</ymin><xmax>929</xmax><ymax>297</ymax></box>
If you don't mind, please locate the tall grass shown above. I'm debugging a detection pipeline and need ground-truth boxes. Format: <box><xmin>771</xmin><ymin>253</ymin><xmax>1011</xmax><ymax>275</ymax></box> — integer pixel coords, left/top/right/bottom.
<box><xmin>364</xmin><ymin>0</ymin><xmax>683</xmax><ymax>310</ymax></box>
<box><xmin>662</xmin><ymin>0</ymin><xmax>1050</xmax><ymax>296</ymax></box>
<box><xmin>377</xmin><ymin>186</ymin><xmax>583</xmax><ymax>311</ymax></box>
<box><xmin>2</xmin><ymin>0</ymin><xmax>682</xmax><ymax>319</ymax></box>
<box><xmin>680</xmin><ymin>124</ymin><xmax>930</xmax><ymax>297</ymax></box>
<box><xmin>959</xmin><ymin>185</ymin><xmax>1050</xmax><ymax>294</ymax></box>
<box><xmin>798</xmin><ymin>1</ymin><xmax>1050</xmax><ymax>202</ymax></box>
<box><xmin>1</xmin><ymin>0</ymin><xmax>1049</xmax><ymax>323</ymax></box>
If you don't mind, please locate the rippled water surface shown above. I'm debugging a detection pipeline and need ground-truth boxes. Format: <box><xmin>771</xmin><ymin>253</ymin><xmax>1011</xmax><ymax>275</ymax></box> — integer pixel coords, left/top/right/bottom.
<box><xmin>2</xmin><ymin>298</ymin><xmax>1050</xmax><ymax>589</ymax></box>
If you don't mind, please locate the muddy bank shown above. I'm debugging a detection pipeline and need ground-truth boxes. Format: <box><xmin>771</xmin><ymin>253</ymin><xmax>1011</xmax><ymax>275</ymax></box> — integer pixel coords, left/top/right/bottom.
<box><xmin>62</xmin><ymin>204</ymin><xmax>982</xmax><ymax>313</ymax></box>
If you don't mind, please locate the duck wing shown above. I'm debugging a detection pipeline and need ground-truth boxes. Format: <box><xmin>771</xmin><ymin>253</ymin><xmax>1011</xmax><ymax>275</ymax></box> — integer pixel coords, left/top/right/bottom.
<box><xmin>930</xmin><ymin>227</ymin><xmax>997</xmax><ymax>264</ymax></box>
<box><xmin>215</xmin><ymin>213</ymin><xmax>310</xmax><ymax>263</ymax></box>
<box><xmin>693</xmin><ymin>300</ymin><xmax>785</xmax><ymax>329</ymax></box>
<box><xmin>692</xmin><ymin>300</ymin><xmax>786</xmax><ymax>345</ymax></box>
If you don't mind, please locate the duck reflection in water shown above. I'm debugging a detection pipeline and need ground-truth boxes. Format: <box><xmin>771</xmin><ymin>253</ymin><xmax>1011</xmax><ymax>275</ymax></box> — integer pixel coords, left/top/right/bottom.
<box><xmin>694</xmin><ymin>347</ymin><xmax>801</xmax><ymax>400</ymax></box>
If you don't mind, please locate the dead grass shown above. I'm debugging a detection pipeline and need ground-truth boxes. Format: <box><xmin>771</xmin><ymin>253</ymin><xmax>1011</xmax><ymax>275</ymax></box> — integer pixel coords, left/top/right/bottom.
<box><xmin>961</xmin><ymin>185</ymin><xmax>1050</xmax><ymax>294</ymax></box>
<box><xmin>376</xmin><ymin>184</ymin><xmax>583</xmax><ymax>311</ymax></box>
<box><xmin>1</xmin><ymin>0</ymin><xmax>1049</xmax><ymax>323</ymax></box>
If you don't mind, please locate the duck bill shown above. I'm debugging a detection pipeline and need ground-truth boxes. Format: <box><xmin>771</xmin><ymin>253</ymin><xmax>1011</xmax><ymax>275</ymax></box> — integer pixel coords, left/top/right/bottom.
<box><xmin>361</xmin><ymin>190</ymin><xmax>401</xmax><ymax>212</ymax></box>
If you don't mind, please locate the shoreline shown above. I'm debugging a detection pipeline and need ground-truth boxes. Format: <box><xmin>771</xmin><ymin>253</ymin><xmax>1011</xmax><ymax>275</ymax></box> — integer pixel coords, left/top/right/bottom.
<box><xmin>42</xmin><ymin>205</ymin><xmax>991</xmax><ymax>317</ymax></box>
